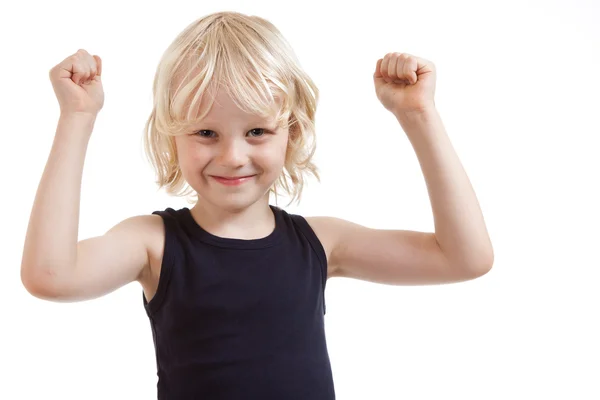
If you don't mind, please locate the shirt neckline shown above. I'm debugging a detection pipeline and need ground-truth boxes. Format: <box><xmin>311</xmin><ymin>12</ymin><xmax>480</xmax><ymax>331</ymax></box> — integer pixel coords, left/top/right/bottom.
<box><xmin>179</xmin><ymin>205</ymin><xmax>284</xmax><ymax>249</ymax></box>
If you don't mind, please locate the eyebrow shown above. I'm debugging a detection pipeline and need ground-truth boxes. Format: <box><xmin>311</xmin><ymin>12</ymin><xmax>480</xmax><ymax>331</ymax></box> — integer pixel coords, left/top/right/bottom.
<box><xmin>193</xmin><ymin>117</ymin><xmax>278</xmax><ymax>127</ymax></box>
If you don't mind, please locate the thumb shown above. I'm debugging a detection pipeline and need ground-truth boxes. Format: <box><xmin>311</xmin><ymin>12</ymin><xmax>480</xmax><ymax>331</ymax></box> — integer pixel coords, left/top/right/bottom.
<box><xmin>373</xmin><ymin>58</ymin><xmax>383</xmax><ymax>79</ymax></box>
<box><xmin>93</xmin><ymin>55</ymin><xmax>102</xmax><ymax>77</ymax></box>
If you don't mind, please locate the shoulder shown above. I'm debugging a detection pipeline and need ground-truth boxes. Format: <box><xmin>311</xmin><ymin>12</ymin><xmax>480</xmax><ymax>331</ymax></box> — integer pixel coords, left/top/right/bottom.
<box><xmin>113</xmin><ymin>213</ymin><xmax>167</xmax><ymax>284</ymax></box>
<box><xmin>303</xmin><ymin>216</ymin><xmax>351</xmax><ymax>278</ymax></box>
<box><xmin>139</xmin><ymin>213</ymin><xmax>168</xmax><ymax>267</ymax></box>
<box><xmin>303</xmin><ymin>216</ymin><xmax>385</xmax><ymax>279</ymax></box>
<box><xmin>275</xmin><ymin>209</ymin><xmax>340</xmax><ymax>278</ymax></box>
<box><xmin>108</xmin><ymin>213</ymin><xmax>165</xmax><ymax>252</ymax></box>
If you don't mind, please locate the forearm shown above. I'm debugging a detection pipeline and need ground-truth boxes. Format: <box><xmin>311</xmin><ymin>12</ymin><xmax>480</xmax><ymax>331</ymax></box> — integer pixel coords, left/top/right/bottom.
<box><xmin>395</xmin><ymin>108</ymin><xmax>494</xmax><ymax>271</ymax></box>
<box><xmin>21</xmin><ymin>114</ymin><xmax>95</xmax><ymax>284</ymax></box>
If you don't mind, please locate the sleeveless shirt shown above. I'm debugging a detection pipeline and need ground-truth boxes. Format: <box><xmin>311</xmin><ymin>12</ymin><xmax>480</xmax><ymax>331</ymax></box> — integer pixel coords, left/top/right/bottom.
<box><xmin>142</xmin><ymin>205</ymin><xmax>336</xmax><ymax>399</ymax></box>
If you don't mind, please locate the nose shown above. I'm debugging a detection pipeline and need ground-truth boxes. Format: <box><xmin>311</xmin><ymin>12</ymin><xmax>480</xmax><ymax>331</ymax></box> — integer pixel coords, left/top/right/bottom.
<box><xmin>216</xmin><ymin>138</ymin><xmax>249</xmax><ymax>168</ymax></box>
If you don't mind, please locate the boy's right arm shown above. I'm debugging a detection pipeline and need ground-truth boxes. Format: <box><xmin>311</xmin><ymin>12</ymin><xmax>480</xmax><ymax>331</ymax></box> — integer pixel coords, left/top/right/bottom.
<box><xmin>20</xmin><ymin>114</ymin><xmax>154</xmax><ymax>302</ymax></box>
<box><xmin>21</xmin><ymin>50</ymin><xmax>159</xmax><ymax>302</ymax></box>
<box><xmin>45</xmin><ymin>214</ymin><xmax>156</xmax><ymax>302</ymax></box>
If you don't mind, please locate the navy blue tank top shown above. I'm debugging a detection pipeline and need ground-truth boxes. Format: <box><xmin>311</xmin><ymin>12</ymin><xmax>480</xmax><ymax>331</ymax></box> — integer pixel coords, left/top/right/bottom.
<box><xmin>142</xmin><ymin>205</ymin><xmax>336</xmax><ymax>399</ymax></box>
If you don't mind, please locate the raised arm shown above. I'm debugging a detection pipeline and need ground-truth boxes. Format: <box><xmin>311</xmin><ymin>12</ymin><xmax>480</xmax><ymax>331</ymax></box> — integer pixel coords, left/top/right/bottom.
<box><xmin>20</xmin><ymin>49</ymin><xmax>155</xmax><ymax>302</ymax></box>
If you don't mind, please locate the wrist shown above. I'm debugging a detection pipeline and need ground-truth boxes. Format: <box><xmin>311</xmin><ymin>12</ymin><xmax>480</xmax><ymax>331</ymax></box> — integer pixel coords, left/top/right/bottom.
<box><xmin>59</xmin><ymin>112</ymin><xmax>98</xmax><ymax>124</ymax></box>
<box><xmin>393</xmin><ymin>105</ymin><xmax>438</xmax><ymax>124</ymax></box>
<box><xmin>56</xmin><ymin>113</ymin><xmax>97</xmax><ymax>142</ymax></box>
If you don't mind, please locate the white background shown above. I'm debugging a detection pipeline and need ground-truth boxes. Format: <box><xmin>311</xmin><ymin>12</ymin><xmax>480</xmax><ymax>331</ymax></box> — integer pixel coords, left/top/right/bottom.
<box><xmin>1</xmin><ymin>0</ymin><xmax>599</xmax><ymax>399</ymax></box>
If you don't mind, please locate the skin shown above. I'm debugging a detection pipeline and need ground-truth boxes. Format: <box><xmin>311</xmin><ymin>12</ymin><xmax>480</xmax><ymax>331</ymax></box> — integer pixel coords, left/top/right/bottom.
<box><xmin>175</xmin><ymin>87</ymin><xmax>290</xmax><ymax>240</ymax></box>
<box><xmin>22</xmin><ymin>49</ymin><xmax>493</xmax><ymax>306</ymax></box>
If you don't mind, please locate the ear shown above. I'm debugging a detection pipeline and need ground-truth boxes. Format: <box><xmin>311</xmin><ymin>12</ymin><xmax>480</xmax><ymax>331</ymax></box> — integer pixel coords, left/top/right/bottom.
<box><xmin>287</xmin><ymin>114</ymin><xmax>301</xmax><ymax>141</ymax></box>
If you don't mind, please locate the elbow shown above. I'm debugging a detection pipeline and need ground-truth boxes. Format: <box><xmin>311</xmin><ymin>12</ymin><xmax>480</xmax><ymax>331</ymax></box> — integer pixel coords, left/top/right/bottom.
<box><xmin>21</xmin><ymin>267</ymin><xmax>62</xmax><ymax>301</ymax></box>
<box><xmin>480</xmin><ymin>247</ymin><xmax>495</xmax><ymax>272</ymax></box>
<box><xmin>472</xmin><ymin>261</ymin><xmax>493</xmax><ymax>278</ymax></box>
<box><xmin>448</xmin><ymin>251</ymin><xmax>494</xmax><ymax>280</ymax></box>
<box><xmin>467</xmin><ymin>252</ymin><xmax>494</xmax><ymax>278</ymax></box>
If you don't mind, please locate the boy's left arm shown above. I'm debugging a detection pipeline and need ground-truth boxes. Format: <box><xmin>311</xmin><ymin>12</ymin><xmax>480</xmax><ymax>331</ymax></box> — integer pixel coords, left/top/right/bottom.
<box><xmin>400</xmin><ymin>106</ymin><xmax>495</xmax><ymax>270</ymax></box>
<box><xmin>307</xmin><ymin>53</ymin><xmax>493</xmax><ymax>285</ymax></box>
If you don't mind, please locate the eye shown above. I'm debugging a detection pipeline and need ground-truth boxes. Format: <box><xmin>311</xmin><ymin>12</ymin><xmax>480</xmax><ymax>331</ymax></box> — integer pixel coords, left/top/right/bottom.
<box><xmin>247</xmin><ymin>128</ymin><xmax>266</xmax><ymax>137</ymax></box>
<box><xmin>193</xmin><ymin>130</ymin><xmax>216</xmax><ymax>138</ymax></box>
<box><xmin>192</xmin><ymin>128</ymin><xmax>269</xmax><ymax>138</ymax></box>
<box><xmin>192</xmin><ymin>128</ymin><xmax>267</xmax><ymax>139</ymax></box>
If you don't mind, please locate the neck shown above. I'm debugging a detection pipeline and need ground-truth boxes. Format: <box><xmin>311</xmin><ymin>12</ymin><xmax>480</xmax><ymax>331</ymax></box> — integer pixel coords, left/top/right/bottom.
<box><xmin>190</xmin><ymin>194</ymin><xmax>275</xmax><ymax>240</ymax></box>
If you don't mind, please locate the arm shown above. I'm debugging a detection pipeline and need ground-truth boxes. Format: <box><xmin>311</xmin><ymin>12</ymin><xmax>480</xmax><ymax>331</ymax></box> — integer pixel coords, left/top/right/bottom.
<box><xmin>20</xmin><ymin>114</ymin><xmax>152</xmax><ymax>302</ymax></box>
<box><xmin>308</xmin><ymin>108</ymin><xmax>493</xmax><ymax>286</ymax></box>
<box><xmin>305</xmin><ymin>53</ymin><xmax>493</xmax><ymax>285</ymax></box>
<box><xmin>398</xmin><ymin>108</ymin><xmax>494</xmax><ymax>271</ymax></box>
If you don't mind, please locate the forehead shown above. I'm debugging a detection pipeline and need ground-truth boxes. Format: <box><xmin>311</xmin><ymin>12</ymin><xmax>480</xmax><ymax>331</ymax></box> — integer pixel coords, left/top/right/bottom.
<box><xmin>195</xmin><ymin>86</ymin><xmax>283</xmax><ymax>125</ymax></box>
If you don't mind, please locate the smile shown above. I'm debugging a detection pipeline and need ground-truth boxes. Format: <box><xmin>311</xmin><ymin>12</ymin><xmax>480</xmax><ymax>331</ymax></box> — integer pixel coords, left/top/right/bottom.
<box><xmin>210</xmin><ymin>175</ymin><xmax>256</xmax><ymax>186</ymax></box>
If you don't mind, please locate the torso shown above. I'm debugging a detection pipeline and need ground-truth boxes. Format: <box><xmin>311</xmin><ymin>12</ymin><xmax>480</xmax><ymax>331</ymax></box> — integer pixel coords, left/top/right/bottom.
<box><xmin>137</xmin><ymin>214</ymin><xmax>338</xmax><ymax>304</ymax></box>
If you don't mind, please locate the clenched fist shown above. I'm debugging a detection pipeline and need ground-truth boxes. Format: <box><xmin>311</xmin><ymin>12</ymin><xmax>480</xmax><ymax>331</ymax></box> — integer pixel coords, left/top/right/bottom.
<box><xmin>49</xmin><ymin>49</ymin><xmax>104</xmax><ymax>117</ymax></box>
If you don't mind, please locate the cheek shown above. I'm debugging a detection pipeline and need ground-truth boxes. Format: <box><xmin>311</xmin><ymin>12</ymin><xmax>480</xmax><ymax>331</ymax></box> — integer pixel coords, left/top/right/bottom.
<box><xmin>178</xmin><ymin>141</ymin><xmax>208</xmax><ymax>165</ymax></box>
<box><xmin>175</xmin><ymin>140</ymin><xmax>210</xmax><ymax>180</ymax></box>
<box><xmin>259</xmin><ymin>139</ymin><xmax>288</xmax><ymax>169</ymax></box>
<box><xmin>273</xmin><ymin>133</ymin><xmax>289</xmax><ymax>163</ymax></box>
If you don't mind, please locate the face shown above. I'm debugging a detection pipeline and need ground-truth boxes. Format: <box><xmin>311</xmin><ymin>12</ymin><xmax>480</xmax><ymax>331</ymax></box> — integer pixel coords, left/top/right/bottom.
<box><xmin>174</xmin><ymin>87</ymin><xmax>289</xmax><ymax>212</ymax></box>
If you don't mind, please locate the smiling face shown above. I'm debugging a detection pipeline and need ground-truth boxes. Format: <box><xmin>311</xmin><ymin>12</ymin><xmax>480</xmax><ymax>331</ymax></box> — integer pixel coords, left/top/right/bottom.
<box><xmin>174</xmin><ymin>87</ymin><xmax>289</xmax><ymax>212</ymax></box>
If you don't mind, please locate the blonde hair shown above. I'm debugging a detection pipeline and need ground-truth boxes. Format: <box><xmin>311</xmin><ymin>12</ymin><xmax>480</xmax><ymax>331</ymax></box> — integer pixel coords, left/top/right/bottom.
<box><xmin>143</xmin><ymin>11</ymin><xmax>320</xmax><ymax>205</ymax></box>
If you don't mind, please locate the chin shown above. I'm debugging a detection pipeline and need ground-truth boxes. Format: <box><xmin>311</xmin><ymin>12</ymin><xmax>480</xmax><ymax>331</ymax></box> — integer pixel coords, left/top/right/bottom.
<box><xmin>216</xmin><ymin>195</ymin><xmax>269</xmax><ymax>213</ymax></box>
<box><xmin>197</xmin><ymin>187</ymin><xmax>270</xmax><ymax>212</ymax></box>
